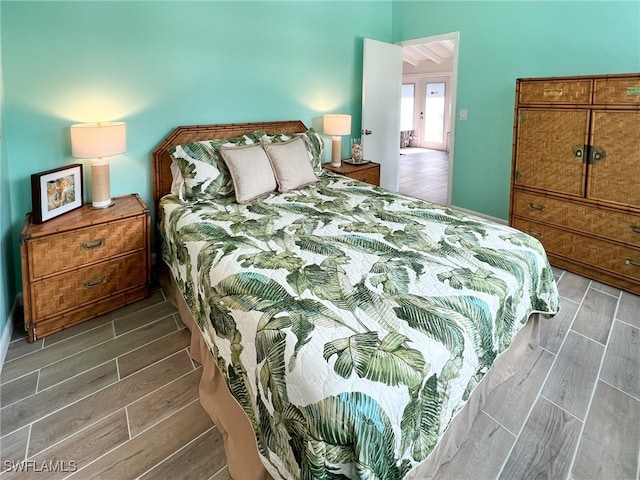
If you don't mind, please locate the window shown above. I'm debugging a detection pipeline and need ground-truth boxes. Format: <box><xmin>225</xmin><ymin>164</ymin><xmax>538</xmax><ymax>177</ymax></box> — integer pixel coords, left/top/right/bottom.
<box><xmin>401</xmin><ymin>83</ymin><xmax>415</xmax><ymax>131</ymax></box>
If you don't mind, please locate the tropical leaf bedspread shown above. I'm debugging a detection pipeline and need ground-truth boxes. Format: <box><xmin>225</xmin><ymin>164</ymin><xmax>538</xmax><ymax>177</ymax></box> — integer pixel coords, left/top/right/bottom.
<box><xmin>160</xmin><ymin>171</ymin><xmax>559</xmax><ymax>480</ymax></box>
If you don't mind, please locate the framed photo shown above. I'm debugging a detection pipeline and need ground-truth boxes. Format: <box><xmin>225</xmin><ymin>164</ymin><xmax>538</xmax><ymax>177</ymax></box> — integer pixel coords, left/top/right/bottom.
<box><xmin>31</xmin><ymin>164</ymin><xmax>83</xmax><ymax>224</ymax></box>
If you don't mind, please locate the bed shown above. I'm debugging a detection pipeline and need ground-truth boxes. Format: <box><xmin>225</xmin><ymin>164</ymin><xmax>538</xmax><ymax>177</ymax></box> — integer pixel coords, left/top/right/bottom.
<box><xmin>151</xmin><ymin>120</ymin><xmax>559</xmax><ymax>480</ymax></box>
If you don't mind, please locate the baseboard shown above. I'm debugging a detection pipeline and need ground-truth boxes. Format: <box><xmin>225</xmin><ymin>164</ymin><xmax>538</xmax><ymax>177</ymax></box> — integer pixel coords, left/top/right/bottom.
<box><xmin>0</xmin><ymin>293</ymin><xmax>21</xmax><ymax>369</ymax></box>
<box><xmin>450</xmin><ymin>205</ymin><xmax>508</xmax><ymax>225</ymax></box>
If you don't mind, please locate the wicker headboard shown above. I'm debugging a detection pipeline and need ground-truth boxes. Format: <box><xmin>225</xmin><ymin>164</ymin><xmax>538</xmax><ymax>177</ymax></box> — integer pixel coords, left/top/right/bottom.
<box><xmin>151</xmin><ymin>120</ymin><xmax>308</xmax><ymax>212</ymax></box>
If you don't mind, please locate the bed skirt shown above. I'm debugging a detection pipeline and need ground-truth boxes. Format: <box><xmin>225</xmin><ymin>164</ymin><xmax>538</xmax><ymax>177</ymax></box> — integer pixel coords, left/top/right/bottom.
<box><xmin>162</xmin><ymin>270</ymin><xmax>541</xmax><ymax>480</ymax></box>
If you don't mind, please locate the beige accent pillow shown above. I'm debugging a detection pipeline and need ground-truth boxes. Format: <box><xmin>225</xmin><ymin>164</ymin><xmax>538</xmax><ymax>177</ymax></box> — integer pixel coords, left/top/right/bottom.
<box><xmin>219</xmin><ymin>143</ymin><xmax>277</xmax><ymax>204</ymax></box>
<box><xmin>262</xmin><ymin>136</ymin><xmax>319</xmax><ymax>193</ymax></box>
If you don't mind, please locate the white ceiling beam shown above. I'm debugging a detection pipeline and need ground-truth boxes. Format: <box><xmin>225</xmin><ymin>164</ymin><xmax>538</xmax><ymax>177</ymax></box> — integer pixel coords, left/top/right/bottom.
<box><xmin>440</xmin><ymin>39</ymin><xmax>455</xmax><ymax>54</ymax></box>
<box><xmin>402</xmin><ymin>49</ymin><xmax>421</xmax><ymax>66</ymax></box>
<box><xmin>414</xmin><ymin>44</ymin><xmax>442</xmax><ymax>64</ymax></box>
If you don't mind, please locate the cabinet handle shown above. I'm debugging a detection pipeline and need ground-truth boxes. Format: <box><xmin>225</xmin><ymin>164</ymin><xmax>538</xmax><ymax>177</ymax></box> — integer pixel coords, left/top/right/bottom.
<box><xmin>625</xmin><ymin>258</ymin><xmax>640</xmax><ymax>268</ymax></box>
<box><xmin>528</xmin><ymin>202</ymin><xmax>545</xmax><ymax>211</ymax></box>
<box><xmin>631</xmin><ymin>225</ymin><xmax>640</xmax><ymax>234</ymax></box>
<box><xmin>81</xmin><ymin>238</ymin><xmax>105</xmax><ymax>250</ymax></box>
<box><xmin>572</xmin><ymin>145</ymin><xmax>586</xmax><ymax>162</ymax></box>
<box><xmin>588</xmin><ymin>145</ymin><xmax>607</xmax><ymax>165</ymax></box>
<box><xmin>83</xmin><ymin>276</ymin><xmax>107</xmax><ymax>288</ymax></box>
<box><xmin>526</xmin><ymin>230</ymin><xmax>543</xmax><ymax>240</ymax></box>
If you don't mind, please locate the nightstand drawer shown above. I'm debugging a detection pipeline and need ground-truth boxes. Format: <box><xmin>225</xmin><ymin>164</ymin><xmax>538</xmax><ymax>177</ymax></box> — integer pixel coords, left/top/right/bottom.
<box><xmin>31</xmin><ymin>250</ymin><xmax>147</xmax><ymax>320</ymax></box>
<box><xmin>350</xmin><ymin>167</ymin><xmax>380</xmax><ymax>186</ymax></box>
<box><xmin>27</xmin><ymin>216</ymin><xmax>146</xmax><ymax>280</ymax></box>
<box><xmin>322</xmin><ymin>162</ymin><xmax>380</xmax><ymax>186</ymax></box>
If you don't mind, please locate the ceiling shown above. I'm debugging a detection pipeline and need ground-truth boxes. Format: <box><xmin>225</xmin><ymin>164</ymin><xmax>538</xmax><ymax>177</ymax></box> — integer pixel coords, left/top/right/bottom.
<box><xmin>402</xmin><ymin>40</ymin><xmax>455</xmax><ymax>66</ymax></box>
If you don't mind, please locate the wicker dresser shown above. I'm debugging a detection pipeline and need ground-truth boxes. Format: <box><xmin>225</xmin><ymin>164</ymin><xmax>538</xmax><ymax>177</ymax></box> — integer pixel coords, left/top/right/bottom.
<box><xmin>510</xmin><ymin>73</ymin><xmax>640</xmax><ymax>295</ymax></box>
<box><xmin>20</xmin><ymin>194</ymin><xmax>151</xmax><ymax>342</ymax></box>
<box><xmin>322</xmin><ymin>161</ymin><xmax>380</xmax><ymax>186</ymax></box>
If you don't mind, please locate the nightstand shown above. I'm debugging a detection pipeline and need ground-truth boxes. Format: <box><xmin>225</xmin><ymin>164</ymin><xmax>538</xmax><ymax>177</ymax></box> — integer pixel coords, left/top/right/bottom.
<box><xmin>322</xmin><ymin>162</ymin><xmax>380</xmax><ymax>186</ymax></box>
<box><xmin>20</xmin><ymin>194</ymin><xmax>151</xmax><ymax>342</ymax></box>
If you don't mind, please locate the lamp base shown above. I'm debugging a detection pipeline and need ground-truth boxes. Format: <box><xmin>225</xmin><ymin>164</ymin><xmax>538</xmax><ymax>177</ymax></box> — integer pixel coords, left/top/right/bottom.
<box><xmin>90</xmin><ymin>199</ymin><xmax>115</xmax><ymax>209</ymax></box>
<box><xmin>91</xmin><ymin>158</ymin><xmax>113</xmax><ymax>210</ymax></box>
<box><xmin>331</xmin><ymin>136</ymin><xmax>342</xmax><ymax>168</ymax></box>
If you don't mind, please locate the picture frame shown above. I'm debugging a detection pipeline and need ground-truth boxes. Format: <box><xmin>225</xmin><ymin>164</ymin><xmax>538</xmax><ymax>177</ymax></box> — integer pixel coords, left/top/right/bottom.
<box><xmin>31</xmin><ymin>164</ymin><xmax>83</xmax><ymax>224</ymax></box>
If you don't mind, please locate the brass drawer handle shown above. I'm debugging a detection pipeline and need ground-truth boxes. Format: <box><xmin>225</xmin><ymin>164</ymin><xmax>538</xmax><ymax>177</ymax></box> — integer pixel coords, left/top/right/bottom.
<box><xmin>526</xmin><ymin>230</ymin><xmax>543</xmax><ymax>240</ymax></box>
<box><xmin>625</xmin><ymin>258</ymin><xmax>640</xmax><ymax>268</ymax></box>
<box><xmin>528</xmin><ymin>202</ymin><xmax>545</xmax><ymax>211</ymax></box>
<box><xmin>81</xmin><ymin>238</ymin><xmax>105</xmax><ymax>250</ymax></box>
<box><xmin>83</xmin><ymin>276</ymin><xmax>107</xmax><ymax>288</ymax></box>
<box><xmin>631</xmin><ymin>225</ymin><xmax>640</xmax><ymax>234</ymax></box>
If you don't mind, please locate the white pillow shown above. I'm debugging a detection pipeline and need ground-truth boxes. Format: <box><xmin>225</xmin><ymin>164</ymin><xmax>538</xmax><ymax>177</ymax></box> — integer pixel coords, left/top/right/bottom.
<box><xmin>262</xmin><ymin>137</ymin><xmax>319</xmax><ymax>193</ymax></box>
<box><xmin>169</xmin><ymin>161</ymin><xmax>184</xmax><ymax>195</ymax></box>
<box><xmin>219</xmin><ymin>144</ymin><xmax>277</xmax><ymax>204</ymax></box>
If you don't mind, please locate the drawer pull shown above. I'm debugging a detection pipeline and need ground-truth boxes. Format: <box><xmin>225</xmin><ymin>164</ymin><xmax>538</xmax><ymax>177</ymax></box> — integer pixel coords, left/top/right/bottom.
<box><xmin>526</xmin><ymin>230</ymin><xmax>543</xmax><ymax>240</ymax></box>
<box><xmin>528</xmin><ymin>202</ymin><xmax>545</xmax><ymax>211</ymax></box>
<box><xmin>83</xmin><ymin>276</ymin><xmax>107</xmax><ymax>288</ymax></box>
<box><xmin>81</xmin><ymin>238</ymin><xmax>105</xmax><ymax>250</ymax></box>
<box><xmin>631</xmin><ymin>226</ymin><xmax>640</xmax><ymax>234</ymax></box>
<box><xmin>625</xmin><ymin>258</ymin><xmax>640</xmax><ymax>268</ymax></box>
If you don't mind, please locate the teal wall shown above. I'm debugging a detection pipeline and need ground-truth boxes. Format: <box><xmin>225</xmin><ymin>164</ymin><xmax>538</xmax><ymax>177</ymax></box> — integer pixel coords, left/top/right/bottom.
<box><xmin>1</xmin><ymin>1</ymin><xmax>392</xmax><ymax>322</ymax></box>
<box><xmin>393</xmin><ymin>0</ymin><xmax>640</xmax><ymax>219</ymax></box>
<box><xmin>1</xmin><ymin>1</ymin><xmax>638</xmax><ymax>345</ymax></box>
<box><xmin>1</xmin><ymin>3</ymin><xmax>11</xmax><ymax>340</ymax></box>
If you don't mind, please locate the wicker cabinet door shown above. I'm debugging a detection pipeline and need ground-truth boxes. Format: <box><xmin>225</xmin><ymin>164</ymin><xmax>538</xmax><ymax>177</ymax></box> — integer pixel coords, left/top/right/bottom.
<box><xmin>587</xmin><ymin>110</ymin><xmax>640</xmax><ymax>207</ymax></box>
<box><xmin>514</xmin><ymin>109</ymin><xmax>590</xmax><ymax>196</ymax></box>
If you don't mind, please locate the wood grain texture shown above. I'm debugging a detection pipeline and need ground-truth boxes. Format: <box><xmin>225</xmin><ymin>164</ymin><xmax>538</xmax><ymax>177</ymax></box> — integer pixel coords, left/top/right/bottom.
<box><xmin>113</xmin><ymin>299</ymin><xmax>177</xmax><ymax>336</ymax></box>
<box><xmin>600</xmin><ymin>320</ymin><xmax>640</xmax><ymax>399</ymax></box>
<box><xmin>541</xmin><ymin>331</ymin><xmax>604</xmax><ymax>420</ymax></box>
<box><xmin>127</xmin><ymin>367</ymin><xmax>201</xmax><ymax>437</ymax></box>
<box><xmin>117</xmin><ymin>328</ymin><xmax>190</xmax><ymax>378</ymax></box>
<box><xmin>66</xmin><ymin>400</ymin><xmax>213</xmax><ymax>479</ymax></box>
<box><xmin>1</xmin><ymin>361</ymin><xmax>118</xmax><ymax>435</ymax></box>
<box><xmin>556</xmin><ymin>271</ymin><xmax>590</xmax><ymax>303</ymax></box>
<box><xmin>28</xmin><ymin>351</ymin><xmax>193</xmax><ymax>457</ymax></box>
<box><xmin>571</xmin><ymin>289</ymin><xmax>617</xmax><ymax>344</ymax></box>
<box><xmin>498</xmin><ymin>397</ymin><xmax>582</xmax><ymax>480</ymax></box>
<box><xmin>572</xmin><ymin>380</ymin><xmax>640</xmax><ymax>480</ymax></box>
<box><xmin>0</xmin><ymin>426</ymin><xmax>29</xmax><ymax>467</ymax></box>
<box><xmin>0</xmin><ymin>372</ymin><xmax>38</xmax><ymax>408</ymax></box>
<box><xmin>15</xmin><ymin>410</ymin><xmax>129</xmax><ymax>480</ymax></box>
<box><xmin>436</xmin><ymin>411</ymin><xmax>515</xmax><ymax>480</ymax></box>
<box><xmin>38</xmin><ymin>316</ymin><xmax>178</xmax><ymax>390</ymax></box>
<box><xmin>0</xmin><ymin>324</ymin><xmax>114</xmax><ymax>384</ymax></box>
<box><xmin>539</xmin><ymin>298</ymin><xmax>579</xmax><ymax>354</ymax></box>
<box><xmin>139</xmin><ymin>427</ymin><xmax>226</xmax><ymax>480</ymax></box>
<box><xmin>482</xmin><ymin>348</ymin><xmax>555</xmax><ymax>435</ymax></box>
<box><xmin>618</xmin><ymin>291</ymin><xmax>640</xmax><ymax>329</ymax></box>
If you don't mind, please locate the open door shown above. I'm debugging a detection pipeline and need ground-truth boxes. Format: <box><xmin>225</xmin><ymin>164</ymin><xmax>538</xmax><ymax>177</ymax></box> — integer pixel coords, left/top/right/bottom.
<box><xmin>361</xmin><ymin>38</ymin><xmax>403</xmax><ymax>191</ymax></box>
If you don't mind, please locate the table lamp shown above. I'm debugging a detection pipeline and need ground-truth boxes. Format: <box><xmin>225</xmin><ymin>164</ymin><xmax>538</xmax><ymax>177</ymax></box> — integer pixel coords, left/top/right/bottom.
<box><xmin>324</xmin><ymin>114</ymin><xmax>351</xmax><ymax>167</ymax></box>
<box><xmin>70</xmin><ymin>122</ymin><xmax>126</xmax><ymax>208</ymax></box>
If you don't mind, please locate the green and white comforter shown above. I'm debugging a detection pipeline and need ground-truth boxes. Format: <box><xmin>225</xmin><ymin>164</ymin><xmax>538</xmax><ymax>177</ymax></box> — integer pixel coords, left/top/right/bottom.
<box><xmin>160</xmin><ymin>172</ymin><xmax>559</xmax><ymax>480</ymax></box>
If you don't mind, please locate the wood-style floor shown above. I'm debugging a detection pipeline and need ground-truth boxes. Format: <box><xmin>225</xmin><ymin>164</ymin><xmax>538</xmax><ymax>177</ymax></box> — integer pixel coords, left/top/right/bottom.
<box><xmin>398</xmin><ymin>149</ymin><xmax>449</xmax><ymax>205</ymax></box>
<box><xmin>2</xmin><ymin>278</ymin><xmax>639</xmax><ymax>478</ymax></box>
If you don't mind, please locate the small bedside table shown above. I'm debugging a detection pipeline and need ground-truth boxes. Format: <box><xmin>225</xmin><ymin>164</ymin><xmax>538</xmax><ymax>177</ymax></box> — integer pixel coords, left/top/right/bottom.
<box><xmin>322</xmin><ymin>162</ymin><xmax>380</xmax><ymax>186</ymax></box>
<box><xmin>20</xmin><ymin>194</ymin><xmax>151</xmax><ymax>342</ymax></box>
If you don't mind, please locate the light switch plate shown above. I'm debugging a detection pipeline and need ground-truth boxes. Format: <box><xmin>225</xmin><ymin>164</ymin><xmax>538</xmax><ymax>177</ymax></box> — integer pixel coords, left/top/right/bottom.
<box><xmin>459</xmin><ymin>109</ymin><xmax>468</xmax><ymax>121</ymax></box>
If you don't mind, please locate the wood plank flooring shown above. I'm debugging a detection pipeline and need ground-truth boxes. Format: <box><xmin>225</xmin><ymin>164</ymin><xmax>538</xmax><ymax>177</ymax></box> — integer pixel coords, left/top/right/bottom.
<box><xmin>1</xmin><ymin>269</ymin><xmax>639</xmax><ymax>479</ymax></box>
<box><xmin>398</xmin><ymin>149</ymin><xmax>448</xmax><ymax>205</ymax></box>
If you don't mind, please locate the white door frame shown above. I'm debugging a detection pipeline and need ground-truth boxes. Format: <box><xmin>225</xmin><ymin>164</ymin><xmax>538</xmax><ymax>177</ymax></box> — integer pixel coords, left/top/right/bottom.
<box><xmin>397</xmin><ymin>32</ymin><xmax>459</xmax><ymax>206</ymax></box>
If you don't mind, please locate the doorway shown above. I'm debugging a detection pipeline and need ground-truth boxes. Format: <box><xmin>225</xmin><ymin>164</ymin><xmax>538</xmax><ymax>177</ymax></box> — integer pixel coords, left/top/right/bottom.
<box><xmin>397</xmin><ymin>33</ymin><xmax>458</xmax><ymax>205</ymax></box>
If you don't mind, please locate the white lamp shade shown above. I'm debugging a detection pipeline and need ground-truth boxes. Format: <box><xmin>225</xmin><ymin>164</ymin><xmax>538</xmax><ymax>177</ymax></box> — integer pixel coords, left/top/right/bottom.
<box><xmin>323</xmin><ymin>114</ymin><xmax>351</xmax><ymax>136</ymax></box>
<box><xmin>70</xmin><ymin>122</ymin><xmax>127</xmax><ymax>159</ymax></box>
